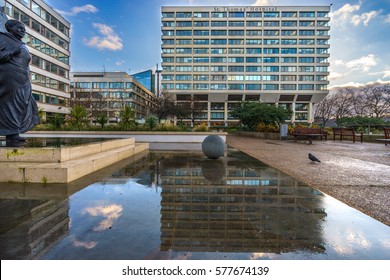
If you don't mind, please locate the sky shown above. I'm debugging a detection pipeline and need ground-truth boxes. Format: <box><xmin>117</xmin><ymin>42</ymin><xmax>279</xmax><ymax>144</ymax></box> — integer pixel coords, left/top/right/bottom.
<box><xmin>47</xmin><ymin>0</ymin><xmax>390</xmax><ymax>88</ymax></box>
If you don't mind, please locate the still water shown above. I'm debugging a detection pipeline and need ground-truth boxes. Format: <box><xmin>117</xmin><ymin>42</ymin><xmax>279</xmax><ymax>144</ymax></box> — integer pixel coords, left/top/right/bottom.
<box><xmin>0</xmin><ymin>149</ymin><xmax>389</xmax><ymax>260</ymax></box>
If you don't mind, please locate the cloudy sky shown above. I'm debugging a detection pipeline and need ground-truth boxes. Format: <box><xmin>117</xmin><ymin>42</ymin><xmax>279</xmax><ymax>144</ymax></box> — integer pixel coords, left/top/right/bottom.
<box><xmin>48</xmin><ymin>0</ymin><xmax>390</xmax><ymax>88</ymax></box>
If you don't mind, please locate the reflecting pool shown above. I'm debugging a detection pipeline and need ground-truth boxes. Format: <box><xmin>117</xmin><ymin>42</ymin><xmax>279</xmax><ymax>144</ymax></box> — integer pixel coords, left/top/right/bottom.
<box><xmin>0</xmin><ymin>149</ymin><xmax>389</xmax><ymax>260</ymax></box>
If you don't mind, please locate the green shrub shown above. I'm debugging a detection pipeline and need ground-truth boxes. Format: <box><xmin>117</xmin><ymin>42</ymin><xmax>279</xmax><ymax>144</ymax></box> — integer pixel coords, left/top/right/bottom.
<box><xmin>193</xmin><ymin>124</ymin><xmax>208</xmax><ymax>132</ymax></box>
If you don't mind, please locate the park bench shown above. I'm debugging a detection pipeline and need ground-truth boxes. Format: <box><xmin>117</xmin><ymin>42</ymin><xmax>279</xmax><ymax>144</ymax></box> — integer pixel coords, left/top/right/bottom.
<box><xmin>376</xmin><ymin>128</ymin><xmax>390</xmax><ymax>146</ymax></box>
<box><xmin>332</xmin><ymin>128</ymin><xmax>363</xmax><ymax>143</ymax></box>
<box><xmin>289</xmin><ymin>127</ymin><xmax>328</xmax><ymax>144</ymax></box>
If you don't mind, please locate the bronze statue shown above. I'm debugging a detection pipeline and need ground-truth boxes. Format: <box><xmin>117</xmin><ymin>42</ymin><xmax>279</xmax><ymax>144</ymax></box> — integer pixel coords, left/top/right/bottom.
<box><xmin>0</xmin><ymin>19</ymin><xmax>40</xmax><ymax>145</ymax></box>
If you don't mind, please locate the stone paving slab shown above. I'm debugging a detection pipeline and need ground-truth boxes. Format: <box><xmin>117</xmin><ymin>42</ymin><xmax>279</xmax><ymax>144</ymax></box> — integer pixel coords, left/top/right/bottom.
<box><xmin>227</xmin><ymin>135</ymin><xmax>390</xmax><ymax>226</ymax></box>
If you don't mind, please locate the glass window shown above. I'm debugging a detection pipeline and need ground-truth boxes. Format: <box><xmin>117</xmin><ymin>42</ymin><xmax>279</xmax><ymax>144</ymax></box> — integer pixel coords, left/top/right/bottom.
<box><xmin>263</xmin><ymin>84</ymin><xmax>279</xmax><ymax>90</ymax></box>
<box><xmin>281</xmin><ymin>30</ymin><xmax>297</xmax><ymax>36</ymax></box>
<box><xmin>246</xmin><ymin>66</ymin><xmax>261</xmax><ymax>72</ymax></box>
<box><xmin>281</xmin><ymin>66</ymin><xmax>297</xmax><ymax>72</ymax></box>
<box><xmin>176</xmin><ymin>83</ymin><xmax>192</xmax><ymax>90</ymax></box>
<box><xmin>263</xmin><ymin>48</ymin><xmax>279</xmax><ymax>54</ymax></box>
<box><xmin>264</xmin><ymin>30</ymin><xmax>279</xmax><ymax>36</ymax></box>
<box><xmin>281</xmin><ymin>21</ymin><xmax>297</xmax><ymax>26</ymax></box>
<box><xmin>246</xmin><ymin>57</ymin><xmax>261</xmax><ymax>63</ymax></box>
<box><xmin>263</xmin><ymin>66</ymin><xmax>279</xmax><ymax>72</ymax></box>
<box><xmin>211</xmin><ymin>48</ymin><xmax>226</xmax><ymax>54</ymax></box>
<box><xmin>228</xmin><ymin>75</ymin><xmax>244</xmax><ymax>81</ymax></box>
<box><xmin>263</xmin><ymin>39</ymin><xmax>279</xmax><ymax>45</ymax></box>
<box><xmin>194</xmin><ymin>21</ymin><xmax>209</xmax><ymax>27</ymax></box>
<box><xmin>245</xmin><ymin>75</ymin><xmax>261</xmax><ymax>81</ymax></box>
<box><xmin>176</xmin><ymin>21</ymin><xmax>192</xmax><ymax>27</ymax></box>
<box><xmin>193</xmin><ymin>75</ymin><xmax>209</xmax><ymax>81</ymax></box>
<box><xmin>263</xmin><ymin>57</ymin><xmax>279</xmax><ymax>63</ymax></box>
<box><xmin>299</xmin><ymin>48</ymin><xmax>315</xmax><ymax>54</ymax></box>
<box><xmin>194</xmin><ymin>12</ymin><xmax>209</xmax><ymax>18</ymax></box>
<box><xmin>194</xmin><ymin>30</ymin><xmax>209</xmax><ymax>36</ymax></box>
<box><xmin>299</xmin><ymin>12</ymin><xmax>315</xmax><ymax>17</ymax></box>
<box><xmin>228</xmin><ymin>66</ymin><xmax>244</xmax><ymax>72</ymax></box>
<box><xmin>281</xmin><ymin>48</ymin><xmax>297</xmax><ymax>54</ymax></box>
<box><xmin>229</xmin><ymin>39</ymin><xmax>244</xmax><ymax>45</ymax></box>
<box><xmin>162</xmin><ymin>21</ymin><xmax>174</xmax><ymax>27</ymax></box>
<box><xmin>246</xmin><ymin>30</ymin><xmax>262</xmax><ymax>36</ymax></box>
<box><xmin>281</xmin><ymin>84</ymin><xmax>296</xmax><ymax>90</ymax></box>
<box><xmin>299</xmin><ymin>39</ymin><xmax>315</xmax><ymax>45</ymax></box>
<box><xmin>317</xmin><ymin>11</ymin><xmax>329</xmax><ymax>17</ymax></box>
<box><xmin>176</xmin><ymin>39</ymin><xmax>192</xmax><ymax>45</ymax></box>
<box><xmin>193</xmin><ymin>39</ymin><xmax>209</xmax><ymax>45</ymax></box>
<box><xmin>246</xmin><ymin>12</ymin><xmax>261</xmax><ymax>17</ymax></box>
<box><xmin>299</xmin><ymin>30</ymin><xmax>315</xmax><ymax>36</ymax></box>
<box><xmin>246</xmin><ymin>48</ymin><xmax>261</xmax><ymax>54</ymax></box>
<box><xmin>264</xmin><ymin>12</ymin><xmax>280</xmax><ymax>17</ymax></box>
<box><xmin>281</xmin><ymin>75</ymin><xmax>297</xmax><ymax>81</ymax></box>
<box><xmin>211</xmin><ymin>12</ymin><xmax>227</xmax><ymax>18</ymax></box>
<box><xmin>162</xmin><ymin>12</ymin><xmax>174</xmax><ymax>18</ymax></box>
<box><xmin>299</xmin><ymin>75</ymin><xmax>314</xmax><ymax>81</ymax></box>
<box><xmin>281</xmin><ymin>39</ymin><xmax>297</xmax><ymax>45</ymax></box>
<box><xmin>176</xmin><ymin>12</ymin><xmax>192</xmax><ymax>18</ymax></box>
<box><xmin>211</xmin><ymin>21</ymin><xmax>227</xmax><ymax>26</ymax></box>
<box><xmin>281</xmin><ymin>57</ymin><xmax>297</xmax><ymax>63</ymax></box>
<box><xmin>298</xmin><ymin>84</ymin><xmax>314</xmax><ymax>90</ymax></box>
<box><xmin>227</xmin><ymin>57</ymin><xmax>244</xmax><ymax>63</ymax></box>
<box><xmin>229</xmin><ymin>21</ymin><xmax>244</xmax><ymax>27</ymax></box>
<box><xmin>246</xmin><ymin>39</ymin><xmax>261</xmax><ymax>45</ymax></box>
<box><xmin>299</xmin><ymin>57</ymin><xmax>314</xmax><ymax>63</ymax></box>
<box><xmin>176</xmin><ymin>30</ymin><xmax>192</xmax><ymax>36</ymax></box>
<box><xmin>211</xmin><ymin>30</ymin><xmax>227</xmax><ymax>36</ymax></box>
<box><xmin>246</xmin><ymin>84</ymin><xmax>261</xmax><ymax>90</ymax></box>
<box><xmin>299</xmin><ymin>66</ymin><xmax>314</xmax><ymax>72</ymax></box>
<box><xmin>229</xmin><ymin>12</ymin><xmax>244</xmax><ymax>18</ymax></box>
<box><xmin>263</xmin><ymin>75</ymin><xmax>279</xmax><ymax>81</ymax></box>
<box><xmin>194</xmin><ymin>48</ymin><xmax>209</xmax><ymax>54</ymax></box>
<box><xmin>246</xmin><ymin>21</ymin><xmax>262</xmax><ymax>27</ymax></box>
<box><xmin>211</xmin><ymin>39</ymin><xmax>227</xmax><ymax>45</ymax></box>
<box><xmin>176</xmin><ymin>75</ymin><xmax>192</xmax><ymax>81</ymax></box>
<box><xmin>281</xmin><ymin>12</ymin><xmax>297</xmax><ymax>17</ymax></box>
<box><xmin>228</xmin><ymin>84</ymin><xmax>244</xmax><ymax>90</ymax></box>
<box><xmin>264</xmin><ymin>21</ymin><xmax>279</xmax><ymax>26</ymax></box>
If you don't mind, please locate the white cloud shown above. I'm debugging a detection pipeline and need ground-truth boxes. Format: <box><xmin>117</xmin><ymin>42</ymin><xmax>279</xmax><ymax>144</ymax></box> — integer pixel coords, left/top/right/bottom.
<box><xmin>331</xmin><ymin>3</ymin><xmax>360</xmax><ymax>25</ymax></box>
<box><xmin>84</xmin><ymin>23</ymin><xmax>123</xmax><ymax>51</ymax></box>
<box><xmin>83</xmin><ymin>204</ymin><xmax>123</xmax><ymax>232</ymax></box>
<box><xmin>351</xmin><ymin>10</ymin><xmax>380</xmax><ymax>26</ymax></box>
<box><xmin>252</xmin><ymin>0</ymin><xmax>276</xmax><ymax>5</ymax></box>
<box><xmin>116</xmin><ymin>60</ymin><xmax>126</xmax><ymax>66</ymax></box>
<box><xmin>329</xmin><ymin>71</ymin><xmax>344</xmax><ymax>80</ymax></box>
<box><xmin>345</xmin><ymin>54</ymin><xmax>377</xmax><ymax>72</ymax></box>
<box><xmin>57</xmin><ymin>4</ymin><xmax>98</xmax><ymax>16</ymax></box>
<box><xmin>385</xmin><ymin>14</ymin><xmax>390</xmax><ymax>23</ymax></box>
<box><xmin>333</xmin><ymin>60</ymin><xmax>345</xmax><ymax>66</ymax></box>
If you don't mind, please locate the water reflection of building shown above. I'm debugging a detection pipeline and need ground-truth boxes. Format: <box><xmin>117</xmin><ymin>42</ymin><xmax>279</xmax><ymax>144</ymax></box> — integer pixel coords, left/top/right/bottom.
<box><xmin>160</xmin><ymin>154</ymin><xmax>326</xmax><ymax>254</ymax></box>
<box><xmin>0</xmin><ymin>198</ymin><xmax>69</xmax><ymax>259</ymax></box>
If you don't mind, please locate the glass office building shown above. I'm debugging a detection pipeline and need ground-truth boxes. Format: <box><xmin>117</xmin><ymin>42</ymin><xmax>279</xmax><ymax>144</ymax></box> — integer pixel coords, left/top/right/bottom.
<box><xmin>1</xmin><ymin>0</ymin><xmax>71</xmax><ymax>120</ymax></box>
<box><xmin>71</xmin><ymin>72</ymin><xmax>156</xmax><ymax>122</ymax></box>
<box><xmin>132</xmin><ymin>70</ymin><xmax>155</xmax><ymax>94</ymax></box>
<box><xmin>161</xmin><ymin>6</ymin><xmax>330</xmax><ymax>126</ymax></box>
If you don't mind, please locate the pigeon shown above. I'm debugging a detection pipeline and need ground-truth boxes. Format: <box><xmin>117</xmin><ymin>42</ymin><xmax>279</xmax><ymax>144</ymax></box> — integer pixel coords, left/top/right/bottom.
<box><xmin>308</xmin><ymin>153</ymin><xmax>321</xmax><ymax>163</ymax></box>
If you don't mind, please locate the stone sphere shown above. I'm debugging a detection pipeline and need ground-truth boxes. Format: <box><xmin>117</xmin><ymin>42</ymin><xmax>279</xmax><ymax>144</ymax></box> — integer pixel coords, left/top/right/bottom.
<box><xmin>202</xmin><ymin>135</ymin><xmax>225</xmax><ymax>159</ymax></box>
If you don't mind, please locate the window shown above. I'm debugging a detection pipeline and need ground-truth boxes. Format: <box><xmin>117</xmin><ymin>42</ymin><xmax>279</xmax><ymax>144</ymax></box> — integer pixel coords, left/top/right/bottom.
<box><xmin>246</xmin><ymin>48</ymin><xmax>261</xmax><ymax>54</ymax></box>
<box><xmin>299</xmin><ymin>48</ymin><xmax>315</xmax><ymax>54</ymax></box>
<box><xmin>281</xmin><ymin>75</ymin><xmax>297</xmax><ymax>81</ymax></box>
<box><xmin>176</xmin><ymin>21</ymin><xmax>192</xmax><ymax>27</ymax></box>
<box><xmin>228</xmin><ymin>66</ymin><xmax>244</xmax><ymax>72</ymax></box>
<box><xmin>246</xmin><ymin>84</ymin><xmax>261</xmax><ymax>90</ymax></box>
<box><xmin>317</xmin><ymin>39</ymin><xmax>329</xmax><ymax>45</ymax></box>
<box><xmin>281</xmin><ymin>12</ymin><xmax>297</xmax><ymax>17</ymax></box>
<box><xmin>316</xmin><ymin>75</ymin><xmax>328</xmax><ymax>81</ymax></box>
<box><xmin>263</xmin><ymin>66</ymin><xmax>279</xmax><ymax>72</ymax></box>
<box><xmin>211</xmin><ymin>66</ymin><xmax>227</xmax><ymax>72</ymax></box>
<box><xmin>162</xmin><ymin>75</ymin><xmax>174</xmax><ymax>81</ymax></box>
<box><xmin>194</xmin><ymin>48</ymin><xmax>209</xmax><ymax>54</ymax></box>
<box><xmin>246</xmin><ymin>66</ymin><xmax>261</xmax><ymax>72</ymax></box>
<box><xmin>316</xmin><ymin>84</ymin><xmax>328</xmax><ymax>90</ymax></box>
<box><xmin>263</xmin><ymin>84</ymin><xmax>279</xmax><ymax>90</ymax></box>
<box><xmin>211</xmin><ymin>39</ymin><xmax>227</xmax><ymax>45</ymax></box>
<box><xmin>211</xmin><ymin>84</ymin><xmax>227</xmax><ymax>90</ymax></box>
<box><xmin>245</xmin><ymin>75</ymin><xmax>261</xmax><ymax>81</ymax></box>
<box><xmin>228</xmin><ymin>30</ymin><xmax>244</xmax><ymax>36</ymax></box>
<box><xmin>264</xmin><ymin>12</ymin><xmax>280</xmax><ymax>17</ymax></box>
<box><xmin>211</xmin><ymin>57</ymin><xmax>227</xmax><ymax>63</ymax></box>
<box><xmin>299</xmin><ymin>30</ymin><xmax>315</xmax><ymax>36</ymax></box>
<box><xmin>298</xmin><ymin>84</ymin><xmax>314</xmax><ymax>90</ymax></box>
<box><xmin>194</xmin><ymin>30</ymin><xmax>209</xmax><ymax>36</ymax></box>
<box><xmin>229</xmin><ymin>21</ymin><xmax>244</xmax><ymax>27</ymax></box>
<box><xmin>176</xmin><ymin>75</ymin><xmax>192</xmax><ymax>81</ymax></box>
<box><xmin>281</xmin><ymin>39</ymin><xmax>297</xmax><ymax>45</ymax></box>
<box><xmin>281</xmin><ymin>30</ymin><xmax>297</xmax><ymax>36</ymax></box>
<box><xmin>317</xmin><ymin>48</ymin><xmax>329</xmax><ymax>54</ymax></box>
<box><xmin>176</xmin><ymin>57</ymin><xmax>192</xmax><ymax>63</ymax></box>
<box><xmin>246</xmin><ymin>57</ymin><xmax>261</xmax><ymax>63</ymax></box>
<box><xmin>177</xmin><ymin>39</ymin><xmax>192</xmax><ymax>45</ymax></box>
<box><xmin>246</xmin><ymin>21</ymin><xmax>262</xmax><ymax>27</ymax></box>
<box><xmin>281</xmin><ymin>48</ymin><xmax>297</xmax><ymax>54</ymax></box>
<box><xmin>316</xmin><ymin>66</ymin><xmax>329</xmax><ymax>72</ymax></box>
<box><xmin>176</xmin><ymin>66</ymin><xmax>192</xmax><ymax>72</ymax></box>
<box><xmin>281</xmin><ymin>84</ymin><xmax>296</xmax><ymax>90</ymax></box>
<box><xmin>281</xmin><ymin>21</ymin><xmax>297</xmax><ymax>26</ymax></box>
<box><xmin>299</xmin><ymin>39</ymin><xmax>315</xmax><ymax>45</ymax></box>
<box><xmin>109</xmin><ymin>82</ymin><xmax>124</xmax><ymax>89</ymax></box>
<box><xmin>317</xmin><ymin>21</ymin><xmax>329</xmax><ymax>27</ymax></box>
<box><xmin>264</xmin><ymin>30</ymin><xmax>279</xmax><ymax>36</ymax></box>
<box><xmin>299</xmin><ymin>21</ymin><xmax>315</xmax><ymax>26</ymax></box>
<box><xmin>281</xmin><ymin>57</ymin><xmax>297</xmax><ymax>63</ymax></box>
<box><xmin>228</xmin><ymin>57</ymin><xmax>244</xmax><ymax>63</ymax></box>
<box><xmin>264</xmin><ymin>21</ymin><xmax>279</xmax><ymax>26</ymax></box>
<box><xmin>317</xmin><ymin>30</ymin><xmax>329</xmax><ymax>36</ymax></box>
<box><xmin>194</xmin><ymin>12</ymin><xmax>209</xmax><ymax>18</ymax></box>
<box><xmin>281</xmin><ymin>66</ymin><xmax>297</xmax><ymax>72</ymax></box>
<box><xmin>264</xmin><ymin>39</ymin><xmax>279</xmax><ymax>45</ymax></box>
<box><xmin>162</xmin><ymin>39</ymin><xmax>174</xmax><ymax>45</ymax></box>
<box><xmin>317</xmin><ymin>11</ymin><xmax>329</xmax><ymax>17</ymax></box>
<box><xmin>228</xmin><ymin>75</ymin><xmax>244</xmax><ymax>81</ymax></box>
<box><xmin>176</xmin><ymin>12</ymin><xmax>192</xmax><ymax>18</ymax></box>
<box><xmin>211</xmin><ymin>12</ymin><xmax>227</xmax><ymax>18</ymax></box>
<box><xmin>211</xmin><ymin>21</ymin><xmax>227</xmax><ymax>26</ymax></box>
<box><xmin>229</xmin><ymin>48</ymin><xmax>244</xmax><ymax>54</ymax></box>
<box><xmin>176</xmin><ymin>83</ymin><xmax>192</xmax><ymax>90</ymax></box>
<box><xmin>263</xmin><ymin>48</ymin><xmax>279</xmax><ymax>54</ymax></box>
<box><xmin>211</xmin><ymin>48</ymin><xmax>226</xmax><ymax>54</ymax></box>
<box><xmin>263</xmin><ymin>75</ymin><xmax>279</xmax><ymax>81</ymax></box>
<box><xmin>247</xmin><ymin>12</ymin><xmax>262</xmax><ymax>17</ymax></box>
<box><xmin>193</xmin><ymin>75</ymin><xmax>209</xmax><ymax>81</ymax></box>
<box><xmin>229</xmin><ymin>12</ymin><xmax>244</xmax><ymax>17</ymax></box>
<box><xmin>162</xmin><ymin>12</ymin><xmax>174</xmax><ymax>18</ymax></box>
<box><xmin>92</xmin><ymin>82</ymin><xmax>108</xmax><ymax>89</ymax></box>
<box><xmin>228</xmin><ymin>84</ymin><xmax>244</xmax><ymax>90</ymax></box>
<box><xmin>194</xmin><ymin>21</ymin><xmax>209</xmax><ymax>27</ymax></box>
<box><xmin>162</xmin><ymin>83</ymin><xmax>174</xmax><ymax>90</ymax></box>
<box><xmin>246</xmin><ymin>39</ymin><xmax>262</xmax><ymax>45</ymax></box>
<box><xmin>176</xmin><ymin>30</ymin><xmax>192</xmax><ymax>36</ymax></box>
<box><xmin>193</xmin><ymin>83</ymin><xmax>209</xmax><ymax>90</ymax></box>
<box><xmin>176</xmin><ymin>48</ymin><xmax>192</xmax><ymax>54</ymax></box>
<box><xmin>193</xmin><ymin>57</ymin><xmax>209</xmax><ymax>63</ymax></box>
<box><xmin>229</xmin><ymin>39</ymin><xmax>244</xmax><ymax>45</ymax></box>
<box><xmin>299</xmin><ymin>66</ymin><xmax>314</xmax><ymax>72</ymax></box>
<box><xmin>162</xmin><ymin>30</ymin><xmax>174</xmax><ymax>36</ymax></box>
<box><xmin>193</xmin><ymin>39</ymin><xmax>209</xmax><ymax>45</ymax></box>
<box><xmin>263</xmin><ymin>57</ymin><xmax>279</xmax><ymax>63</ymax></box>
<box><xmin>211</xmin><ymin>30</ymin><xmax>227</xmax><ymax>36</ymax></box>
<box><xmin>211</xmin><ymin>75</ymin><xmax>227</xmax><ymax>81</ymax></box>
<box><xmin>299</xmin><ymin>57</ymin><xmax>314</xmax><ymax>63</ymax></box>
<box><xmin>299</xmin><ymin>75</ymin><xmax>314</xmax><ymax>81</ymax></box>
<box><xmin>193</xmin><ymin>66</ymin><xmax>209</xmax><ymax>72</ymax></box>
<box><xmin>162</xmin><ymin>21</ymin><xmax>174</xmax><ymax>27</ymax></box>
<box><xmin>299</xmin><ymin>11</ymin><xmax>315</xmax><ymax>17</ymax></box>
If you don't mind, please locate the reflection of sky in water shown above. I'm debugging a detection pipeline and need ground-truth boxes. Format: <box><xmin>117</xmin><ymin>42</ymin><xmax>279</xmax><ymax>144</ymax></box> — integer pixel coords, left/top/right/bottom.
<box><xmin>8</xmin><ymin>151</ymin><xmax>390</xmax><ymax>260</ymax></box>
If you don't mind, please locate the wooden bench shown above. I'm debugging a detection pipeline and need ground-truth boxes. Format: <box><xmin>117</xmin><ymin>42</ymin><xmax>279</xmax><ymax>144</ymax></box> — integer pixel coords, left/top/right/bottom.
<box><xmin>332</xmin><ymin>128</ymin><xmax>363</xmax><ymax>143</ymax></box>
<box><xmin>289</xmin><ymin>127</ymin><xmax>328</xmax><ymax>144</ymax></box>
<box><xmin>376</xmin><ymin>128</ymin><xmax>390</xmax><ymax>146</ymax></box>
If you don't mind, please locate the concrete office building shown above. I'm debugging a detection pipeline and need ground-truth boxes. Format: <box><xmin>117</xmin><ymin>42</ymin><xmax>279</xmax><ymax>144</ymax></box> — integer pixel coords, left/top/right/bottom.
<box><xmin>1</xmin><ymin>0</ymin><xmax>71</xmax><ymax>120</ymax></box>
<box><xmin>161</xmin><ymin>6</ymin><xmax>330</xmax><ymax>126</ymax></box>
<box><xmin>71</xmin><ymin>72</ymin><xmax>156</xmax><ymax>123</ymax></box>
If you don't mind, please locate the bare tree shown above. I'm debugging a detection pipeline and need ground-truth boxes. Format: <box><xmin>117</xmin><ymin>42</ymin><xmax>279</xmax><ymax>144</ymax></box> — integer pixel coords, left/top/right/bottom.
<box><xmin>150</xmin><ymin>90</ymin><xmax>175</xmax><ymax>123</ymax></box>
<box><xmin>314</xmin><ymin>94</ymin><xmax>337</xmax><ymax>126</ymax></box>
<box><xmin>360</xmin><ymin>84</ymin><xmax>390</xmax><ymax>118</ymax></box>
<box><xmin>332</xmin><ymin>88</ymin><xmax>354</xmax><ymax>119</ymax></box>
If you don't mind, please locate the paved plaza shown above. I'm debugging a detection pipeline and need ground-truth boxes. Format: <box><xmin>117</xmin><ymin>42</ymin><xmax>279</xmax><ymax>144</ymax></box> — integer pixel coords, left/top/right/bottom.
<box><xmin>227</xmin><ymin>135</ymin><xmax>390</xmax><ymax>226</ymax></box>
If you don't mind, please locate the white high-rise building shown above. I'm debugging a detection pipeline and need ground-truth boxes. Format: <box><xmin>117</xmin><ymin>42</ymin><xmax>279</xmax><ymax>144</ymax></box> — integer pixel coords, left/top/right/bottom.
<box><xmin>1</xmin><ymin>0</ymin><xmax>71</xmax><ymax>120</ymax></box>
<box><xmin>161</xmin><ymin>6</ymin><xmax>330</xmax><ymax>127</ymax></box>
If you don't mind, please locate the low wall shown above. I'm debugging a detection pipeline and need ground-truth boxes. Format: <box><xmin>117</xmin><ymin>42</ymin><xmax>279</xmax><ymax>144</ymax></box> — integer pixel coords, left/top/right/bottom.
<box><xmin>235</xmin><ymin>131</ymin><xmax>282</xmax><ymax>140</ymax></box>
<box><xmin>24</xmin><ymin>131</ymin><xmax>227</xmax><ymax>143</ymax></box>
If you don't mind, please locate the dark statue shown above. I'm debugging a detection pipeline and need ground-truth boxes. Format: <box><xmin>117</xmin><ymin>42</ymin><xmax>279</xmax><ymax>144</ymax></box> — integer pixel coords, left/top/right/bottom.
<box><xmin>0</xmin><ymin>19</ymin><xmax>40</xmax><ymax>145</ymax></box>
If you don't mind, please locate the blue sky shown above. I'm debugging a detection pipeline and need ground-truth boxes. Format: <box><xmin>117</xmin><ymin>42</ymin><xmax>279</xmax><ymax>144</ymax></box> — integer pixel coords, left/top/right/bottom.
<box><xmin>47</xmin><ymin>0</ymin><xmax>390</xmax><ymax>88</ymax></box>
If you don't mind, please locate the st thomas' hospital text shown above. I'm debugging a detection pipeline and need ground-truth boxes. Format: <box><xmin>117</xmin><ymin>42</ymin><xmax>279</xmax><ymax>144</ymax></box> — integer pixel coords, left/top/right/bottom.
<box><xmin>213</xmin><ymin>7</ymin><xmax>278</xmax><ymax>12</ymax></box>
